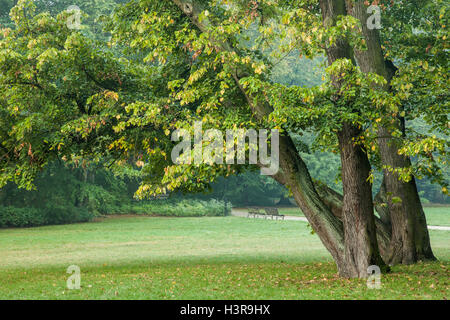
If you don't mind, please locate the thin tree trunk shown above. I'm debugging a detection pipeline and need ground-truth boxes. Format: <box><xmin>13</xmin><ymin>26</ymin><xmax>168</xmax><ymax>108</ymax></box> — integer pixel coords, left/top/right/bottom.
<box><xmin>346</xmin><ymin>0</ymin><xmax>435</xmax><ymax>264</ymax></box>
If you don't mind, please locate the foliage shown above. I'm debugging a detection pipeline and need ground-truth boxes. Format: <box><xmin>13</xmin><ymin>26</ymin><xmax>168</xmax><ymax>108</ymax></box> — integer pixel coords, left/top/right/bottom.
<box><xmin>0</xmin><ymin>0</ymin><xmax>152</xmax><ymax>191</ymax></box>
<box><xmin>192</xmin><ymin>172</ymin><xmax>289</xmax><ymax>206</ymax></box>
<box><xmin>0</xmin><ymin>0</ymin><xmax>127</xmax><ymax>39</ymax></box>
<box><xmin>0</xmin><ymin>0</ymin><xmax>447</xmax><ymax>208</ymax></box>
<box><xmin>379</xmin><ymin>0</ymin><xmax>449</xmax><ymax>193</ymax></box>
<box><xmin>0</xmin><ymin>206</ymin><xmax>46</xmax><ymax>227</ymax></box>
<box><xmin>0</xmin><ymin>205</ymin><xmax>93</xmax><ymax>228</ymax></box>
<box><xmin>0</xmin><ymin>160</ymin><xmax>230</xmax><ymax>226</ymax></box>
<box><xmin>125</xmin><ymin>198</ymin><xmax>231</xmax><ymax>217</ymax></box>
<box><xmin>106</xmin><ymin>0</ymin><xmax>448</xmax><ymax>200</ymax></box>
<box><xmin>0</xmin><ymin>161</ymin><xmax>136</xmax><ymax>212</ymax></box>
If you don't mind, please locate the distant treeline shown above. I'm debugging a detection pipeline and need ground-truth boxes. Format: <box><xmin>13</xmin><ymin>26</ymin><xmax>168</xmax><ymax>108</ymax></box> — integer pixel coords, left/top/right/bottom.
<box><xmin>0</xmin><ymin>156</ymin><xmax>446</xmax><ymax>228</ymax></box>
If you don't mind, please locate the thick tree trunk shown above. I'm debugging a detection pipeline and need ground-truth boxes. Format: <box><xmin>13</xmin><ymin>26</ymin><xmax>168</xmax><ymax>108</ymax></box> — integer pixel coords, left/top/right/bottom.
<box><xmin>346</xmin><ymin>0</ymin><xmax>435</xmax><ymax>264</ymax></box>
<box><xmin>377</xmin><ymin>130</ymin><xmax>435</xmax><ymax>264</ymax></box>
<box><xmin>319</xmin><ymin>0</ymin><xmax>387</xmax><ymax>277</ymax></box>
<box><xmin>337</xmin><ymin>123</ymin><xmax>386</xmax><ymax>276</ymax></box>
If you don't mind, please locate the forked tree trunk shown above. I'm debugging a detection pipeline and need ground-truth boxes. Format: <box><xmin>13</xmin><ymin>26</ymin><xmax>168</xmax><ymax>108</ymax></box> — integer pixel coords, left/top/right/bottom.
<box><xmin>346</xmin><ymin>0</ymin><xmax>435</xmax><ymax>264</ymax></box>
<box><xmin>277</xmin><ymin>136</ymin><xmax>346</xmax><ymax>272</ymax></box>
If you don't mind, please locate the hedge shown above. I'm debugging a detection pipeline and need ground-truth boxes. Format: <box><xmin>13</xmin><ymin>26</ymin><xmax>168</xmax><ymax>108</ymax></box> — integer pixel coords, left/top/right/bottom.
<box><xmin>0</xmin><ymin>206</ymin><xmax>94</xmax><ymax>228</ymax></box>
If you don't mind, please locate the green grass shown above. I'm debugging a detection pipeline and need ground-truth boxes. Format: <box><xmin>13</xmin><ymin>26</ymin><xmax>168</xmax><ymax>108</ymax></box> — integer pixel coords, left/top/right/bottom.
<box><xmin>278</xmin><ymin>207</ymin><xmax>306</xmax><ymax>217</ymax></box>
<box><xmin>0</xmin><ymin>216</ymin><xmax>448</xmax><ymax>300</ymax></box>
<box><xmin>279</xmin><ymin>207</ymin><xmax>450</xmax><ymax>227</ymax></box>
<box><xmin>422</xmin><ymin>207</ymin><xmax>450</xmax><ymax>227</ymax></box>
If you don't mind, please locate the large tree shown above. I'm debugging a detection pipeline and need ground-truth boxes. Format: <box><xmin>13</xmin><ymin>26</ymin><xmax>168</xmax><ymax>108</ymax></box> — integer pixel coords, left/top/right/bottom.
<box><xmin>0</xmin><ymin>0</ymin><xmax>447</xmax><ymax>278</ymax></box>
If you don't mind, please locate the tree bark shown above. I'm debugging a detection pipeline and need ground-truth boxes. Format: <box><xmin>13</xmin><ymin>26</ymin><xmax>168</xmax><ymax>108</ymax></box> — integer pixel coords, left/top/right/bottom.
<box><xmin>278</xmin><ymin>135</ymin><xmax>347</xmax><ymax>272</ymax></box>
<box><xmin>338</xmin><ymin>123</ymin><xmax>386</xmax><ymax>276</ymax></box>
<box><xmin>345</xmin><ymin>0</ymin><xmax>435</xmax><ymax>264</ymax></box>
<box><xmin>315</xmin><ymin>181</ymin><xmax>392</xmax><ymax>262</ymax></box>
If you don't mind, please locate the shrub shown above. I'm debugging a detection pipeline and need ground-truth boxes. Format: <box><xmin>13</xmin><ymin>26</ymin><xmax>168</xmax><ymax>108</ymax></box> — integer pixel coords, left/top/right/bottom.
<box><xmin>123</xmin><ymin>199</ymin><xmax>232</xmax><ymax>217</ymax></box>
<box><xmin>43</xmin><ymin>205</ymin><xmax>94</xmax><ymax>225</ymax></box>
<box><xmin>0</xmin><ymin>205</ymin><xmax>94</xmax><ymax>228</ymax></box>
<box><xmin>0</xmin><ymin>207</ymin><xmax>47</xmax><ymax>228</ymax></box>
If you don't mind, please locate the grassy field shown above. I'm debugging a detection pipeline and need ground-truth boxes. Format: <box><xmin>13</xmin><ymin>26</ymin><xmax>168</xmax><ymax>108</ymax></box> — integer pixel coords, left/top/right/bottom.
<box><xmin>0</xmin><ymin>214</ymin><xmax>448</xmax><ymax>300</ymax></box>
<box><xmin>279</xmin><ymin>207</ymin><xmax>450</xmax><ymax>226</ymax></box>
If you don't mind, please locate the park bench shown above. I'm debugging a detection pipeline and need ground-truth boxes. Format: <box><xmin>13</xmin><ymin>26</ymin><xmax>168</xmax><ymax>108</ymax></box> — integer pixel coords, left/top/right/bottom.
<box><xmin>151</xmin><ymin>194</ymin><xmax>169</xmax><ymax>200</ymax></box>
<box><xmin>247</xmin><ymin>207</ymin><xmax>264</xmax><ymax>218</ymax></box>
<box><xmin>264</xmin><ymin>208</ymin><xmax>285</xmax><ymax>220</ymax></box>
<box><xmin>247</xmin><ymin>207</ymin><xmax>285</xmax><ymax>220</ymax></box>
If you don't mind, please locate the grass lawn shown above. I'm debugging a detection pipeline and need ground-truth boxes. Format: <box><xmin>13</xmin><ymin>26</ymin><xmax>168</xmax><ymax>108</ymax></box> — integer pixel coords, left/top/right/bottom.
<box><xmin>421</xmin><ymin>207</ymin><xmax>450</xmax><ymax>227</ymax></box>
<box><xmin>279</xmin><ymin>207</ymin><xmax>450</xmax><ymax>227</ymax></box>
<box><xmin>0</xmin><ymin>216</ymin><xmax>448</xmax><ymax>300</ymax></box>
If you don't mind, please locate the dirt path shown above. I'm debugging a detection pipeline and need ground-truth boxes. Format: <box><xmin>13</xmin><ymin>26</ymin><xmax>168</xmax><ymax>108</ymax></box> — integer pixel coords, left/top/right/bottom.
<box><xmin>231</xmin><ymin>209</ymin><xmax>450</xmax><ymax>231</ymax></box>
